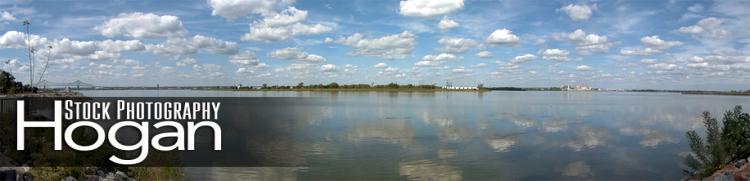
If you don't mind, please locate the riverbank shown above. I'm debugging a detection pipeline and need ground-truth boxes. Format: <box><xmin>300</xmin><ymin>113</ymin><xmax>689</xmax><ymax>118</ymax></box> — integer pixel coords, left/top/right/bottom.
<box><xmin>682</xmin><ymin>92</ymin><xmax>750</xmax><ymax>96</ymax></box>
<box><xmin>232</xmin><ymin>88</ymin><xmax>487</xmax><ymax>92</ymax></box>
<box><xmin>0</xmin><ymin>91</ymin><xmax>82</xmax><ymax>98</ymax></box>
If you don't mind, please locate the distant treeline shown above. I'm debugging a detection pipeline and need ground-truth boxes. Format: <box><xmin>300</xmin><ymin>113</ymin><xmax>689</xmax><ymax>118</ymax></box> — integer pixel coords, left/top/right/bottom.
<box><xmin>629</xmin><ymin>89</ymin><xmax>750</xmax><ymax>96</ymax></box>
<box><xmin>487</xmin><ymin>87</ymin><xmax>562</xmax><ymax>91</ymax></box>
<box><xmin>244</xmin><ymin>82</ymin><xmax>441</xmax><ymax>90</ymax></box>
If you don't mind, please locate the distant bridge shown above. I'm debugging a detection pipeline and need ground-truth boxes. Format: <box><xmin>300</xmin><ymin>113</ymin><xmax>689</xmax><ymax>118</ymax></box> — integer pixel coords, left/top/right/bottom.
<box><xmin>37</xmin><ymin>80</ymin><xmax>95</xmax><ymax>89</ymax></box>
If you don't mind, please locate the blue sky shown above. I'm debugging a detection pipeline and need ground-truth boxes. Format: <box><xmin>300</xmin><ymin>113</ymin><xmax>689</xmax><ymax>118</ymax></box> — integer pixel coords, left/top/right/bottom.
<box><xmin>0</xmin><ymin>0</ymin><xmax>748</xmax><ymax>90</ymax></box>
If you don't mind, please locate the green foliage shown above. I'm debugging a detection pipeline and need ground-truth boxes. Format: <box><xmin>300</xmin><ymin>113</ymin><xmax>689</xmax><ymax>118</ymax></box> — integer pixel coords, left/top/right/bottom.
<box><xmin>684</xmin><ymin>106</ymin><xmax>750</xmax><ymax>178</ymax></box>
<box><xmin>0</xmin><ymin>70</ymin><xmax>38</xmax><ymax>94</ymax></box>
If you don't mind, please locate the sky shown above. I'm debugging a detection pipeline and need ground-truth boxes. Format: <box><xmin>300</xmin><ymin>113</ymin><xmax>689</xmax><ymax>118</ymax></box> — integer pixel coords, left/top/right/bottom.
<box><xmin>0</xmin><ymin>0</ymin><xmax>748</xmax><ymax>90</ymax></box>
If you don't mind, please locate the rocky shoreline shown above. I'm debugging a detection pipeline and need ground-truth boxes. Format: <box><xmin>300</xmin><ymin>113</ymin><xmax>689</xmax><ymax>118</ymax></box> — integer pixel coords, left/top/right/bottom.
<box><xmin>690</xmin><ymin>157</ymin><xmax>750</xmax><ymax>181</ymax></box>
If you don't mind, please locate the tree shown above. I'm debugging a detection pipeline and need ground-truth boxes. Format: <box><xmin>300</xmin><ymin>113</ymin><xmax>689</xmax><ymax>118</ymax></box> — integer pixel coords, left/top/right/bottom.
<box><xmin>684</xmin><ymin>106</ymin><xmax>750</xmax><ymax>178</ymax></box>
<box><xmin>327</xmin><ymin>82</ymin><xmax>339</xmax><ymax>88</ymax></box>
<box><xmin>297</xmin><ymin>82</ymin><xmax>304</xmax><ymax>88</ymax></box>
<box><xmin>0</xmin><ymin>70</ymin><xmax>26</xmax><ymax>94</ymax></box>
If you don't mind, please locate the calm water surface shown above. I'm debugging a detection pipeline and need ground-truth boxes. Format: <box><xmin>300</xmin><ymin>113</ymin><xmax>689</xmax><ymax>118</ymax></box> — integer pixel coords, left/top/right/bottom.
<box><xmin>78</xmin><ymin>90</ymin><xmax>750</xmax><ymax>180</ymax></box>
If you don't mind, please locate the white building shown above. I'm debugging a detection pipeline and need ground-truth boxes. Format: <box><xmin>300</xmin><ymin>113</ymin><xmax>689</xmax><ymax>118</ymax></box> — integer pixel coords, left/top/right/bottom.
<box><xmin>442</xmin><ymin>86</ymin><xmax>478</xmax><ymax>90</ymax></box>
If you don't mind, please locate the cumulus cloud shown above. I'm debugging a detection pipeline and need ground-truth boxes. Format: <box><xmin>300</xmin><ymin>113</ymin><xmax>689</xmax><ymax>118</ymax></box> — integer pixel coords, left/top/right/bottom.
<box><xmin>0</xmin><ymin>31</ymin><xmax>48</xmax><ymax>49</ymax></box>
<box><xmin>51</xmin><ymin>39</ymin><xmax>145</xmax><ymax>61</ymax></box>
<box><xmin>649</xmin><ymin>63</ymin><xmax>678</xmax><ymax>71</ymax></box>
<box><xmin>268</xmin><ymin>47</ymin><xmax>326</xmax><ymax>63</ymax></box>
<box><xmin>241</xmin><ymin>7</ymin><xmax>332</xmax><ymax>42</ymax></box>
<box><xmin>677</xmin><ymin>17</ymin><xmax>730</xmax><ymax>39</ymax></box>
<box><xmin>414</xmin><ymin>53</ymin><xmax>458</xmax><ymax>67</ymax></box>
<box><xmin>320</xmin><ymin>64</ymin><xmax>336</xmax><ymax>72</ymax></box>
<box><xmin>451</xmin><ymin>66</ymin><xmax>470</xmax><ymax>73</ymax></box>
<box><xmin>399</xmin><ymin>0</ymin><xmax>464</xmax><ymax>17</ymax></box>
<box><xmin>540</xmin><ymin>49</ymin><xmax>569</xmax><ymax>61</ymax></box>
<box><xmin>207</xmin><ymin>0</ymin><xmax>294</xmax><ymax>20</ymax></box>
<box><xmin>476</xmin><ymin>51</ymin><xmax>492</xmax><ymax>58</ymax></box>
<box><xmin>146</xmin><ymin>35</ymin><xmax>238</xmax><ymax>58</ymax></box>
<box><xmin>486</xmin><ymin>28</ymin><xmax>520</xmax><ymax>45</ymax></box>
<box><xmin>560</xmin><ymin>4</ymin><xmax>595</xmax><ymax>21</ymax></box>
<box><xmin>336</xmin><ymin>31</ymin><xmax>416</xmax><ymax>59</ymax></box>
<box><xmin>438</xmin><ymin>16</ymin><xmax>459</xmax><ymax>30</ymax></box>
<box><xmin>508</xmin><ymin>54</ymin><xmax>535</xmax><ymax>64</ymax></box>
<box><xmin>566</xmin><ymin>29</ymin><xmax>611</xmax><ymax>54</ymax></box>
<box><xmin>374</xmin><ymin>62</ymin><xmax>388</xmax><ymax>68</ymax></box>
<box><xmin>231</xmin><ymin>50</ymin><xmax>269</xmax><ymax>73</ymax></box>
<box><xmin>620</xmin><ymin>35</ymin><xmax>682</xmax><ymax>56</ymax></box>
<box><xmin>1</xmin><ymin>11</ymin><xmax>16</xmax><ymax>21</ymax></box>
<box><xmin>96</xmin><ymin>12</ymin><xmax>186</xmax><ymax>38</ymax></box>
<box><xmin>437</xmin><ymin>37</ymin><xmax>476</xmax><ymax>53</ymax></box>
<box><xmin>576</xmin><ymin>65</ymin><xmax>592</xmax><ymax>71</ymax></box>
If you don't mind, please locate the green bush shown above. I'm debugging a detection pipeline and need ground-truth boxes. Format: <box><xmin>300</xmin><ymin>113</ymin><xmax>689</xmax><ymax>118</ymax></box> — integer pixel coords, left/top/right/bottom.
<box><xmin>684</xmin><ymin>106</ymin><xmax>750</xmax><ymax>178</ymax></box>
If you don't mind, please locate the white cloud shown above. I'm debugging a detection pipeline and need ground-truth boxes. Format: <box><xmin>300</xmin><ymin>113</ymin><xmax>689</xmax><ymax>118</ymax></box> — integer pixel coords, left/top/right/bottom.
<box><xmin>438</xmin><ymin>16</ymin><xmax>459</xmax><ymax>30</ymax></box>
<box><xmin>508</xmin><ymin>54</ymin><xmax>535</xmax><ymax>64</ymax></box>
<box><xmin>0</xmin><ymin>31</ymin><xmax>48</xmax><ymax>49</ymax></box>
<box><xmin>640</xmin><ymin>59</ymin><xmax>657</xmax><ymax>65</ymax></box>
<box><xmin>176</xmin><ymin>58</ymin><xmax>197</xmax><ymax>67</ymax></box>
<box><xmin>560</xmin><ymin>4</ymin><xmax>595</xmax><ymax>21</ymax></box>
<box><xmin>384</xmin><ymin>66</ymin><xmax>400</xmax><ymax>73</ymax></box>
<box><xmin>540</xmin><ymin>49</ymin><xmax>569</xmax><ymax>61</ymax></box>
<box><xmin>337</xmin><ymin>31</ymin><xmax>416</xmax><ymax>59</ymax></box>
<box><xmin>640</xmin><ymin>36</ymin><xmax>682</xmax><ymax>49</ymax></box>
<box><xmin>207</xmin><ymin>0</ymin><xmax>294</xmax><ymax>20</ymax></box>
<box><xmin>476</xmin><ymin>51</ymin><xmax>492</xmax><ymax>58</ymax></box>
<box><xmin>374</xmin><ymin>62</ymin><xmax>388</xmax><ymax>68</ymax></box>
<box><xmin>619</xmin><ymin>48</ymin><xmax>661</xmax><ymax>56</ymax></box>
<box><xmin>451</xmin><ymin>66</ymin><xmax>470</xmax><ymax>73</ymax></box>
<box><xmin>192</xmin><ymin>64</ymin><xmax>224</xmax><ymax>78</ymax></box>
<box><xmin>414</xmin><ymin>53</ymin><xmax>458</xmax><ymax>67</ymax></box>
<box><xmin>677</xmin><ymin>17</ymin><xmax>730</xmax><ymax>39</ymax></box>
<box><xmin>620</xmin><ymin>35</ymin><xmax>682</xmax><ymax>56</ymax></box>
<box><xmin>486</xmin><ymin>28</ymin><xmax>520</xmax><ymax>45</ymax></box>
<box><xmin>235</xmin><ymin>54</ymin><xmax>269</xmax><ymax>73</ymax></box>
<box><xmin>146</xmin><ymin>35</ymin><xmax>237</xmax><ymax>58</ymax></box>
<box><xmin>437</xmin><ymin>37</ymin><xmax>476</xmax><ymax>53</ymax></box>
<box><xmin>320</xmin><ymin>64</ymin><xmax>336</xmax><ymax>72</ymax></box>
<box><xmin>399</xmin><ymin>0</ymin><xmax>464</xmax><ymax>17</ymax></box>
<box><xmin>241</xmin><ymin>7</ymin><xmax>332</xmax><ymax>42</ymax></box>
<box><xmin>422</xmin><ymin>53</ymin><xmax>458</xmax><ymax>62</ymax></box>
<box><xmin>576</xmin><ymin>65</ymin><xmax>592</xmax><ymax>71</ymax></box>
<box><xmin>649</xmin><ymin>63</ymin><xmax>678</xmax><ymax>71</ymax></box>
<box><xmin>567</xmin><ymin>29</ymin><xmax>611</xmax><ymax>54</ymax></box>
<box><xmin>268</xmin><ymin>47</ymin><xmax>326</xmax><ymax>63</ymax></box>
<box><xmin>96</xmin><ymin>12</ymin><xmax>186</xmax><ymax>38</ymax></box>
<box><xmin>51</xmin><ymin>39</ymin><xmax>145</xmax><ymax>61</ymax></box>
<box><xmin>1</xmin><ymin>11</ymin><xmax>16</xmax><ymax>21</ymax></box>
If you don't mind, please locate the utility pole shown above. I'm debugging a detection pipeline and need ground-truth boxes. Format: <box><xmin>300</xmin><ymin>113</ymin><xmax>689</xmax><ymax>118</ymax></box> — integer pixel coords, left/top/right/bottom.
<box><xmin>23</xmin><ymin>18</ymin><xmax>33</xmax><ymax>88</ymax></box>
<box><xmin>37</xmin><ymin>45</ymin><xmax>51</xmax><ymax>85</ymax></box>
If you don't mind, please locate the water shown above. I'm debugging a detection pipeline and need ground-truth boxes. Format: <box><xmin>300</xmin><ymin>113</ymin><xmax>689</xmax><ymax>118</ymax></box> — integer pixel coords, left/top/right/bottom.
<box><xmin>78</xmin><ymin>90</ymin><xmax>750</xmax><ymax>180</ymax></box>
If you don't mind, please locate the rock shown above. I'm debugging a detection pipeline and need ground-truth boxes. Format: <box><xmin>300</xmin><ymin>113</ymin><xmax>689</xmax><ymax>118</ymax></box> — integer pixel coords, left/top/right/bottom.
<box><xmin>736</xmin><ymin>159</ymin><xmax>747</xmax><ymax>168</ymax></box>
<box><xmin>62</xmin><ymin>176</ymin><xmax>78</xmax><ymax>181</ymax></box>
<box><xmin>21</xmin><ymin>172</ymin><xmax>34</xmax><ymax>181</ymax></box>
<box><xmin>84</xmin><ymin>175</ymin><xmax>100</xmax><ymax>181</ymax></box>
<box><xmin>96</xmin><ymin>170</ymin><xmax>106</xmax><ymax>177</ymax></box>
<box><xmin>115</xmin><ymin>171</ymin><xmax>129</xmax><ymax>179</ymax></box>
<box><xmin>711</xmin><ymin>172</ymin><xmax>734</xmax><ymax>181</ymax></box>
